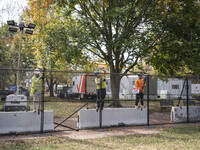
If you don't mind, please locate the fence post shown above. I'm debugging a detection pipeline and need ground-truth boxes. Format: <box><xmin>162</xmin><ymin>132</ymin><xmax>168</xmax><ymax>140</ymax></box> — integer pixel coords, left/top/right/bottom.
<box><xmin>147</xmin><ymin>75</ymin><xmax>150</xmax><ymax>126</ymax></box>
<box><xmin>99</xmin><ymin>104</ymin><xmax>102</xmax><ymax>129</ymax></box>
<box><xmin>99</xmin><ymin>75</ymin><xmax>103</xmax><ymax>129</ymax></box>
<box><xmin>186</xmin><ymin>76</ymin><xmax>189</xmax><ymax>123</ymax></box>
<box><xmin>40</xmin><ymin>68</ymin><xmax>45</xmax><ymax>133</ymax></box>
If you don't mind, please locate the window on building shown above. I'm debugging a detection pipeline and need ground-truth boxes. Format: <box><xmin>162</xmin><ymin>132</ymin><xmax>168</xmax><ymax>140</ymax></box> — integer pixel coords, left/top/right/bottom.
<box><xmin>172</xmin><ymin>85</ymin><xmax>179</xmax><ymax>89</ymax></box>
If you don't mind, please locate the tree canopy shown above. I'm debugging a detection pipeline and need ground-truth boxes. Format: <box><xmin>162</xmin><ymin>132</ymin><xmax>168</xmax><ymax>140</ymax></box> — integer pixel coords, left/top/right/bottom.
<box><xmin>22</xmin><ymin>0</ymin><xmax>94</xmax><ymax>96</ymax></box>
<box><xmin>1</xmin><ymin>0</ymin><xmax>199</xmax><ymax>103</ymax></box>
<box><xmin>146</xmin><ymin>0</ymin><xmax>200</xmax><ymax>75</ymax></box>
<box><xmin>56</xmin><ymin>0</ymin><xmax>200</xmax><ymax>106</ymax></box>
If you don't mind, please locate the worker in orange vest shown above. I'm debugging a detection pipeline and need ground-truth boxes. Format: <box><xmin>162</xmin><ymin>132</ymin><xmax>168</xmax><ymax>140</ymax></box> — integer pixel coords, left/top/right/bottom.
<box><xmin>135</xmin><ymin>73</ymin><xmax>146</xmax><ymax>108</ymax></box>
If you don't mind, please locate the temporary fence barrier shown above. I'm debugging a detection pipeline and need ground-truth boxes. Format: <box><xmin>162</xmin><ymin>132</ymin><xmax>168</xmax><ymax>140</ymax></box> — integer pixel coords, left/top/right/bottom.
<box><xmin>0</xmin><ymin>68</ymin><xmax>200</xmax><ymax>134</ymax></box>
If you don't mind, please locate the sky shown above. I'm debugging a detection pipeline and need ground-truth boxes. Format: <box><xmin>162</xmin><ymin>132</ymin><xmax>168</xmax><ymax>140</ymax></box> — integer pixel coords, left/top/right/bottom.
<box><xmin>0</xmin><ymin>0</ymin><xmax>27</xmax><ymax>25</ymax></box>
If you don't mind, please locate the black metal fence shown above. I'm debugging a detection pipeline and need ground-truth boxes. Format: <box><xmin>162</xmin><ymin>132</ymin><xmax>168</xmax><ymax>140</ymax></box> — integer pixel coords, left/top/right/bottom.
<box><xmin>0</xmin><ymin>68</ymin><xmax>200</xmax><ymax>134</ymax></box>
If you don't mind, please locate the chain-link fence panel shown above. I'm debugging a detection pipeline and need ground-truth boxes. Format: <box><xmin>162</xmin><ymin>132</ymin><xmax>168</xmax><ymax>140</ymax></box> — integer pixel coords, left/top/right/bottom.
<box><xmin>1</xmin><ymin>68</ymin><xmax>200</xmax><ymax>133</ymax></box>
<box><xmin>190</xmin><ymin>76</ymin><xmax>200</xmax><ymax>104</ymax></box>
<box><xmin>148</xmin><ymin>75</ymin><xmax>200</xmax><ymax>125</ymax></box>
<box><xmin>0</xmin><ymin>69</ymin><xmax>34</xmax><ymax>111</ymax></box>
<box><xmin>43</xmin><ymin>71</ymin><xmax>97</xmax><ymax>131</ymax></box>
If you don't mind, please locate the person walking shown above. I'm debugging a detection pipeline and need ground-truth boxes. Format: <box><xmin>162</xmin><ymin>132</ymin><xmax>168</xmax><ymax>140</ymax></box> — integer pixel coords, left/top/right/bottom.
<box><xmin>135</xmin><ymin>73</ymin><xmax>146</xmax><ymax>108</ymax></box>
<box><xmin>94</xmin><ymin>69</ymin><xmax>106</xmax><ymax>112</ymax></box>
<box><xmin>31</xmin><ymin>69</ymin><xmax>42</xmax><ymax>113</ymax></box>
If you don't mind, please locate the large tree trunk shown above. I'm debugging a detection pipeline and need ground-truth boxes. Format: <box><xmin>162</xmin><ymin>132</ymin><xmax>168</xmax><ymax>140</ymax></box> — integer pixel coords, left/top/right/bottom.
<box><xmin>110</xmin><ymin>73</ymin><xmax>122</xmax><ymax>107</ymax></box>
<box><xmin>55</xmin><ymin>84</ymin><xmax>58</xmax><ymax>94</ymax></box>
<box><xmin>49</xmin><ymin>74</ymin><xmax>54</xmax><ymax>97</ymax></box>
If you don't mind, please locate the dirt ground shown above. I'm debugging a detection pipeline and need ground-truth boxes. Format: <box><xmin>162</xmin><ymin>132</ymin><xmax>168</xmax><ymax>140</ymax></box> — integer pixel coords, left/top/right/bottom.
<box><xmin>1</xmin><ymin>112</ymin><xmax>200</xmax><ymax>141</ymax></box>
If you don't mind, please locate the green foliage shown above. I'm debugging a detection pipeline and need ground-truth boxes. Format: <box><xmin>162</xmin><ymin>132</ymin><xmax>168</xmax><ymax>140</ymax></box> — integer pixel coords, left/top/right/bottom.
<box><xmin>43</xmin><ymin>22</ymin><xmax>87</xmax><ymax>69</ymax></box>
<box><xmin>59</xmin><ymin>0</ymin><xmax>159</xmax><ymax>74</ymax></box>
<box><xmin>0</xmin><ymin>21</ymin><xmax>36</xmax><ymax>69</ymax></box>
<box><xmin>0</xmin><ymin>25</ymin><xmax>14</xmax><ymax>68</ymax></box>
<box><xmin>24</xmin><ymin>0</ymin><xmax>90</xmax><ymax>70</ymax></box>
<box><xmin>57</xmin><ymin>0</ymin><xmax>198</xmax><ymax>105</ymax></box>
<box><xmin>147</xmin><ymin>0</ymin><xmax>200</xmax><ymax>75</ymax></box>
<box><xmin>22</xmin><ymin>0</ymin><xmax>94</xmax><ymax>96</ymax></box>
<box><xmin>57</xmin><ymin>0</ymin><xmax>200</xmax><ymax>76</ymax></box>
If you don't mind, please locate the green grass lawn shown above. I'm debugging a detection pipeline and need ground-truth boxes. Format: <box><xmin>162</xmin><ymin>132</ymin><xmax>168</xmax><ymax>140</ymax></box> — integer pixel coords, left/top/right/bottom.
<box><xmin>1</xmin><ymin>96</ymin><xmax>197</xmax><ymax>118</ymax></box>
<box><xmin>44</xmin><ymin>101</ymin><xmax>94</xmax><ymax>118</ymax></box>
<box><xmin>0</xmin><ymin>126</ymin><xmax>200</xmax><ymax>150</ymax></box>
<box><xmin>42</xmin><ymin>98</ymin><xmax>171</xmax><ymax>118</ymax></box>
<box><xmin>1</xmin><ymin>97</ymin><xmax>200</xmax><ymax>149</ymax></box>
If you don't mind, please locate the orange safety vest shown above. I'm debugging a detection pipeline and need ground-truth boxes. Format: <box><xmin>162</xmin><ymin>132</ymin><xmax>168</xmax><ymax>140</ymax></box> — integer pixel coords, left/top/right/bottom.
<box><xmin>135</xmin><ymin>78</ymin><xmax>146</xmax><ymax>93</ymax></box>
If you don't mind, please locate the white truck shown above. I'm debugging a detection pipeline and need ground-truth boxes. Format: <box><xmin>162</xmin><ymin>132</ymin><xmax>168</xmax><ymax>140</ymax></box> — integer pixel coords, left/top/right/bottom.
<box><xmin>106</xmin><ymin>75</ymin><xmax>157</xmax><ymax>100</ymax></box>
<box><xmin>57</xmin><ymin>74</ymin><xmax>97</xmax><ymax>100</ymax></box>
<box><xmin>71</xmin><ymin>74</ymin><xmax>97</xmax><ymax>100</ymax></box>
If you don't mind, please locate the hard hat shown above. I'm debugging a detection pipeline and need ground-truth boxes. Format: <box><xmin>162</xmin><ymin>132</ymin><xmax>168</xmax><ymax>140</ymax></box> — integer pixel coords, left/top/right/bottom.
<box><xmin>138</xmin><ymin>73</ymin><xmax>142</xmax><ymax>76</ymax></box>
<box><xmin>94</xmin><ymin>71</ymin><xmax>99</xmax><ymax>75</ymax></box>
<box><xmin>34</xmin><ymin>69</ymin><xmax>40</xmax><ymax>74</ymax></box>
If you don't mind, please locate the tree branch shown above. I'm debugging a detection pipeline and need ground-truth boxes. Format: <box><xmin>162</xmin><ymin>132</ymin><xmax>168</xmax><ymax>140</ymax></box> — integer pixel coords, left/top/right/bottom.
<box><xmin>88</xmin><ymin>0</ymin><xmax>102</xmax><ymax>19</ymax></box>
<box><xmin>83</xmin><ymin>45</ymin><xmax>105</xmax><ymax>60</ymax></box>
<box><xmin>79</xmin><ymin>2</ymin><xmax>106</xmax><ymax>38</ymax></box>
<box><xmin>123</xmin><ymin>57</ymin><xmax>139</xmax><ymax>75</ymax></box>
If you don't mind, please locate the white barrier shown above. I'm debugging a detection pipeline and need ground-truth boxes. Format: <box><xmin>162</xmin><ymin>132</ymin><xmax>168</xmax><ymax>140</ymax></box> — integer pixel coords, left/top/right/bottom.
<box><xmin>0</xmin><ymin>111</ymin><xmax>54</xmax><ymax>134</ymax></box>
<box><xmin>78</xmin><ymin>108</ymin><xmax>147</xmax><ymax>129</ymax></box>
<box><xmin>171</xmin><ymin>106</ymin><xmax>200</xmax><ymax>122</ymax></box>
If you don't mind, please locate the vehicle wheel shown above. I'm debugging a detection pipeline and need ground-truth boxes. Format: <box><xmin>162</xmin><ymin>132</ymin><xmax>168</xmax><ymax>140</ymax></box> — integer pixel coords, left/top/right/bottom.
<box><xmin>1</xmin><ymin>106</ymin><xmax>5</xmax><ymax>111</ymax></box>
<box><xmin>27</xmin><ymin>105</ymin><xmax>30</xmax><ymax>111</ymax></box>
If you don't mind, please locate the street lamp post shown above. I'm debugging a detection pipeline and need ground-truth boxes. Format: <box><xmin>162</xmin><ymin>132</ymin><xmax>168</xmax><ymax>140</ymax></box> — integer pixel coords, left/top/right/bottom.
<box><xmin>7</xmin><ymin>20</ymin><xmax>36</xmax><ymax>94</ymax></box>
